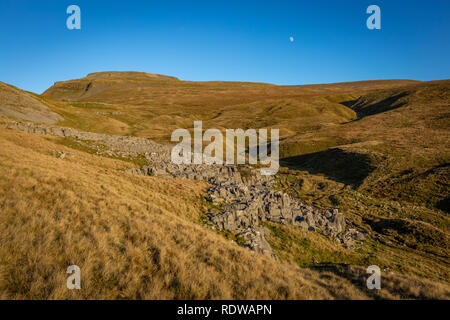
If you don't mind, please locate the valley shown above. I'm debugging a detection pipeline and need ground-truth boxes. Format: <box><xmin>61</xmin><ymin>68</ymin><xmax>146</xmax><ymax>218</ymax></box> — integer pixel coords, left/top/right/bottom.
<box><xmin>0</xmin><ymin>72</ymin><xmax>448</xmax><ymax>299</ymax></box>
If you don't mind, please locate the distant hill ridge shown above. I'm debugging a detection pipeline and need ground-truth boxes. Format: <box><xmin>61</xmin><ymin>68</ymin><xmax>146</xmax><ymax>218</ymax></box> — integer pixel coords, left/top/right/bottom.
<box><xmin>42</xmin><ymin>71</ymin><xmax>422</xmax><ymax>104</ymax></box>
<box><xmin>85</xmin><ymin>71</ymin><xmax>179</xmax><ymax>81</ymax></box>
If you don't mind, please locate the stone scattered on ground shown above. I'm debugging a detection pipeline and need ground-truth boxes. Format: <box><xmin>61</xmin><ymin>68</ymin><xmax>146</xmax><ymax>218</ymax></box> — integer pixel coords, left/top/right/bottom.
<box><xmin>5</xmin><ymin>121</ymin><xmax>367</xmax><ymax>258</ymax></box>
<box><xmin>50</xmin><ymin>149</ymin><xmax>75</xmax><ymax>159</ymax></box>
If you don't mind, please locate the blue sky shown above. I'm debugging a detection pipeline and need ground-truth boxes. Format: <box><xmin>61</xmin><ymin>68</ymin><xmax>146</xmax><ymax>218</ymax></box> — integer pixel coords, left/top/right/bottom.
<box><xmin>0</xmin><ymin>0</ymin><xmax>449</xmax><ymax>93</ymax></box>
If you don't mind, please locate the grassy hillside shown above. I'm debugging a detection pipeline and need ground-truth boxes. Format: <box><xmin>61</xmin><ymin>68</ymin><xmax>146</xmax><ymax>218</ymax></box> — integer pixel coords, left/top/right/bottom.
<box><xmin>0</xmin><ymin>72</ymin><xmax>448</xmax><ymax>299</ymax></box>
<box><xmin>41</xmin><ymin>73</ymin><xmax>448</xmax><ymax>212</ymax></box>
<box><xmin>281</xmin><ymin>80</ymin><xmax>450</xmax><ymax>212</ymax></box>
<box><xmin>272</xmin><ymin>81</ymin><xmax>449</xmax><ymax>287</ymax></box>
<box><xmin>41</xmin><ymin>73</ymin><xmax>419</xmax><ymax>142</ymax></box>
<box><xmin>41</xmin><ymin>73</ymin><xmax>450</xmax><ymax>284</ymax></box>
<box><xmin>0</xmin><ymin>124</ymin><xmax>448</xmax><ymax>299</ymax></box>
<box><xmin>0</xmin><ymin>81</ymin><xmax>63</xmax><ymax>124</ymax></box>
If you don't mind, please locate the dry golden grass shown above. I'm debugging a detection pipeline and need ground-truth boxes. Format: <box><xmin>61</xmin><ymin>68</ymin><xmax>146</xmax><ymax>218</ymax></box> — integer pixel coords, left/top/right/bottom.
<box><xmin>281</xmin><ymin>80</ymin><xmax>450</xmax><ymax>212</ymax></box>
<box><xmin>1</xmin><ymin>74</ymin><xmax>448</xmax><ymax>299</ymax></box>
<box><xmin>1</xmin><ymin>125</ymin><xmax>448</xmax><ymax>299</ymax></box>
<box><xmin>41</xmin><ymin>75</ymin><xmax>419</xmax><ymax>142</ymax></box>
<box><xmin>0</xmin><ymin>125</ymin><xmax>347</xmax><ymax>299</ymax></box>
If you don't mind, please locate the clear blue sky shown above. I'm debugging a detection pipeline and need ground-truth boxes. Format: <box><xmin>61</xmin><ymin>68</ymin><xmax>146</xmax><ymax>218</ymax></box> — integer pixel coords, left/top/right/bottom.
<box><xmin>1</xmin><ymin>0</ymin><xmax>449</xmax><ymax>93</ymax></box>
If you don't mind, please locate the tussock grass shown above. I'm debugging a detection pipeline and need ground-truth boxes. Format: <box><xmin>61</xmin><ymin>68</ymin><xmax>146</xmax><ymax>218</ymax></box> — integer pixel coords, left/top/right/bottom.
<box><xmin>1</xmin><ymin>74</ymin><xmax>448</xmax><ymax>299</ymax></box>
<box><xmin>1</xmin><ymin>126</ymin><xmax>448</xmax><ymax>299</ymax></box>
<box><xmin>0</xmin><ymin>126</ymin><xmax>360</xmax><ymax>299</ymax></box>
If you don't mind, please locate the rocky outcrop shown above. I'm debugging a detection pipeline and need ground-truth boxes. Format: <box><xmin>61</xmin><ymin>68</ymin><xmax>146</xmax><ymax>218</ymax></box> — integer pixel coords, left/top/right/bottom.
<box><xmin>4</xmin><ymin>121</ymin><xmax>365</xmax><ymax>258</ymax></box>
<box><xmin>4</xmin><ymin>121</ymin><xmax>169</xmax><ymax>159</ymax></box>
<box><xmin>133</xmin><ymin>162</ymin><xmax>351</xmax><ymax>258</ymax></box>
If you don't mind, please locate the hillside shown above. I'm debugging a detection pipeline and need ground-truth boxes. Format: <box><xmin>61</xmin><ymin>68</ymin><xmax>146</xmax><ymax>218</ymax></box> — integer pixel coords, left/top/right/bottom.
<box><xmin>0</xmin><ymin>122</ymin><xmax>448</xmax><ymax>299</ymax></box>
<box><xmin>280</xmin><ymin>80</ymin><xmax>450</xmax><ymax>212</ymax></box>
<box><xmin>0</xmin><ymin>81</ymin><xmax>63</xmax><ymax>124</ymax></box>
<box><xmin>41</xmin><ymin>72</ymin><xmax>419</xmax><ymax>142</ymax></box>
<box><xmin>40</xmin><ymin>73</ymin><xmax>448</xmax><ymax>213</ymax></box>
<box><xmin>0</xmin><ymin>72</ymin><xmax>448</xmax><ymax>299</ymax></box>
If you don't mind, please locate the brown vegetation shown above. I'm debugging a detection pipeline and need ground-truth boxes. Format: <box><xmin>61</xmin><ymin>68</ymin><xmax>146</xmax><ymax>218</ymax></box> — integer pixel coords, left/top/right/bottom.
<box><xmin>0</xmin><ymin>72</ymin><xmax>448</xmax><ymax>299</ymax></box>
<box><xmin>0</xmin><ymin>125</ymin><xmax>448</xmax><ymax>299</ymax></box>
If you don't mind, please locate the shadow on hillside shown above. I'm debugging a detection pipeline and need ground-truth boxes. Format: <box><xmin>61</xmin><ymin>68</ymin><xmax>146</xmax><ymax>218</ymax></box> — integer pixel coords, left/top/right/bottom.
<box><xmin>308</xmin><ymin>264</ymin><xmax>368</xmax><ymax>292</ymax></box>
<box><xmin>280</xmin><ymin>148</ymin><xmax>374</xmax><ymax>188</ymax></box>
<box><xmin>341</xmin><ymin>91</ymin><xmax>410</xmax><ymax>118</ymax></box>
<box><xmin>364</xmin><ymin>217</ymin><xmax>449</xmax><ymax>251</ymax></box>
<box><xmin>365</xmin><ymin>218</ymin><xmax>411</xmax><ymax>235</ymax></box>
<box><xmin>340</xmin><ymin>98</ymin><xmax>359</xmax><ymax>108</ymax></box>
<box><xmin>436</xmin><ymin>197</ymin><xmax>449</xmax><ymax>214</ymax></box>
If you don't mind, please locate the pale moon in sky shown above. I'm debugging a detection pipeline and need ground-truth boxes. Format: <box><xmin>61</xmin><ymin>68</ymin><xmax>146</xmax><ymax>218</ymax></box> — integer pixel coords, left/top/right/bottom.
<box><xmin>289</xmin><ymin>36</ymin><xmax>294</xmax><ymax>42</ymax></box>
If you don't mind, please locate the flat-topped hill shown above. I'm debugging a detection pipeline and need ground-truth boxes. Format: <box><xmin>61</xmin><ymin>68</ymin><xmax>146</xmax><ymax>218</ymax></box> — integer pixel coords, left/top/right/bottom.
<box><xmin>85</xmin><ymin>71</ymin><xmax>179</xmax><ymax>81</ymax></box>
<box><xmin>43</xmin><ymin>71</ymin><xmax>419</xmax><ymax>104</ymax></box>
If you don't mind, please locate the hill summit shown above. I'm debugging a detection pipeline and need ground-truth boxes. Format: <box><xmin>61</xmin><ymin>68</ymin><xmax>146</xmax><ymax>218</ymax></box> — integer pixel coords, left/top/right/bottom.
<box><xmin>85</xmin><ymin>71</ymin><xmax>179</xmax><ymax>81</ymax></box>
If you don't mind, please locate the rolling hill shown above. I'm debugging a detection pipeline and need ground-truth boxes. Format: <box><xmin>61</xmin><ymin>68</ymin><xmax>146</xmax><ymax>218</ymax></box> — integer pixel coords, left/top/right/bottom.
<box><xmin>0</xmin><ymin>72</ymin><xmax>448</xmax><ymax>299</ymax></box>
